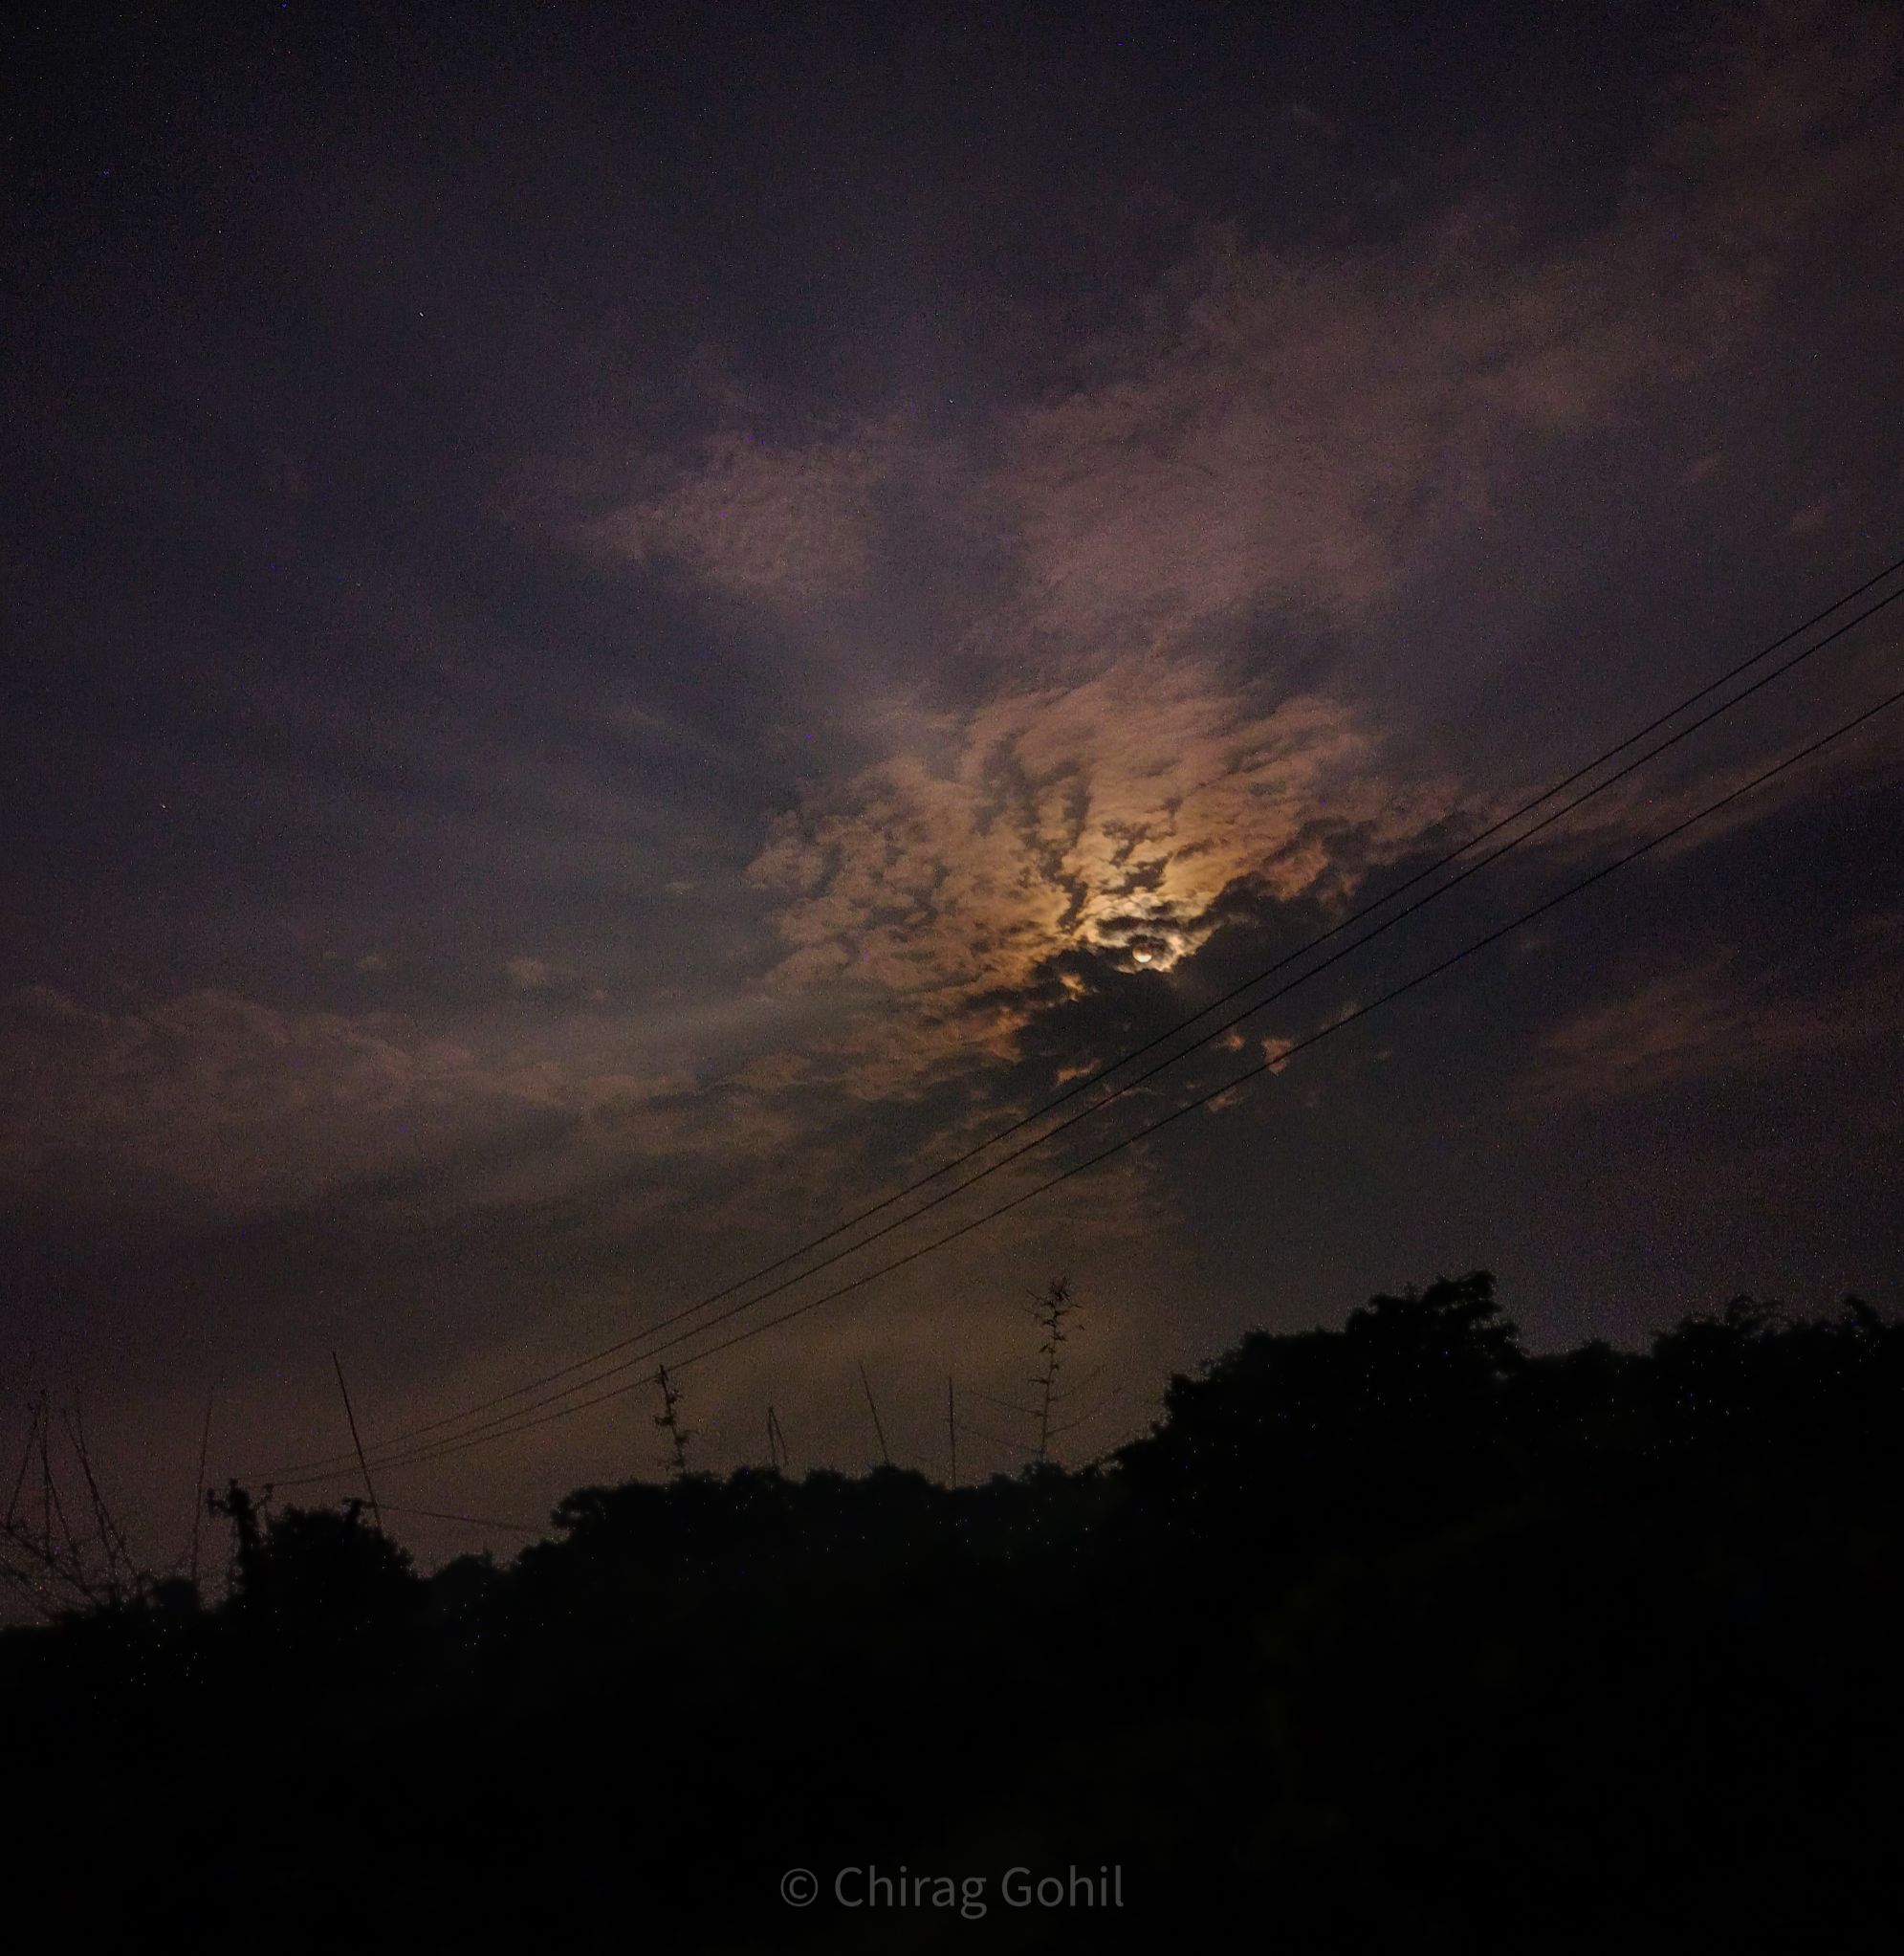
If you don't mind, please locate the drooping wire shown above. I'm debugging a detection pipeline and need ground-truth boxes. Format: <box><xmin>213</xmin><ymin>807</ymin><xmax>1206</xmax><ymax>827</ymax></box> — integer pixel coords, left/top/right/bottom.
<box><xmin>266</xmin><ymin>673</ymin><xmax>1904</xmax><ymax>1486</ymax></box>
<box><xmin>244</xmin><ymin>557</ymin><xmax>1904</xmax><ymax>1483</ymax></box>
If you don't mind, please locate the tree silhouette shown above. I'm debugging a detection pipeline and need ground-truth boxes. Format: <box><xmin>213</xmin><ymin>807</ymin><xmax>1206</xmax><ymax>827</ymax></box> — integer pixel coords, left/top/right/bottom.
<box><xmin>1029</xmin><ymin>1274</ymin><xmax>1079</xmax><ymax>1465</ymax></box>
<box><xmin>3</xmin><ymin>1272</ymin><xmax>1898</xmax><ymax>1951</ymax></box>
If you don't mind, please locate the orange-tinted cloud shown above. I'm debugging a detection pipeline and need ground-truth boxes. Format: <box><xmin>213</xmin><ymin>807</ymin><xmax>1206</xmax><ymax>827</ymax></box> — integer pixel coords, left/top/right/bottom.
<box><xmin>747</xmin><ymin>657</ymin><xmax>1455</xmax><ymax>1033</ymax></box>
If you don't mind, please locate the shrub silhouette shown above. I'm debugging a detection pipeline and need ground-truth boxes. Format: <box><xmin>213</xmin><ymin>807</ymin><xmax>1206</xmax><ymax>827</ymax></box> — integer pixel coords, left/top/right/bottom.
<box><xmin>3</xmin><ymin>1273</ymin><xmax>1898</xmax><ymax>1952</ymax></box>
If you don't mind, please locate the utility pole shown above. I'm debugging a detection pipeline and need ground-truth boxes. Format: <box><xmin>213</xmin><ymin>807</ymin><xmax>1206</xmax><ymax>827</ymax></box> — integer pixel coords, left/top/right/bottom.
<box><xmin>858</xmin><ymin>1361</ymin><xmax>891</xmax><ymax>1468</ymax></box>
<box><xmin>32</xmin><ymin>1392</ymin><xmax>53</xmax><ymax>1561</ymax></box>
<box><xmin>5</xmin><ymin>1392</ymin><xmax>41</xmax><ymax>1532</ymax></box>
<box><xmin>38</xmin><ymin>1398</ymin><xmax>76</xmax><ymax>1566</ymax></box>
<box><xmin>189</xmin><ymin>1380</ymin><xmax>217</xmax><ymax>1594</ymax></box>
<box><xmin>330</xmin><ymin>1351</ymin><xmax>383</xmax><ymax>1533</ymax></box>
<box><xmin>947</xmin><ymin>1374</ymin><xmax>957</xmax><ymax>1486</ymax></box>
<box><xmin>62</xmin><ymin>1407</ymin><xmax>129</xmax><ymax>1601</ymax></box>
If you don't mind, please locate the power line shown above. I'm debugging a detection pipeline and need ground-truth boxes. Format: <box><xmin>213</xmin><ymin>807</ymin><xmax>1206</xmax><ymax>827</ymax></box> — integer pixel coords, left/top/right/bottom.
<box><xmin>366</xmin><ymin>1500</ymin><xmax>547</xmax><ymax>1536</ymax></box>
<box><xmin>654</xmin><ymin>684</ymin><xmax>1904</xmax><ymax>1371</ymax></box>
<box><xmin>269</xmin><ymin>674</ymin><xmax>1903</xmax><ymax>1486</ymax></box>
<box><xmin>270</xmin><ymin>582</ymin><xmax>1904</xmax><ymax>1483</ymax></box>
<box><xmin>1048</xmin><ymin>1389</ymin><xmax>1125</xmax><ymax>1441</ymax></box>
<box><xmin>244</xmin><ymin>556</ymin><xmax>1904</xmax><ymax>1483</ymax></box>
<box><xmin>958</xmin><ymin>1421</ymin><xmax>1041</xmax><ymax>1457</ymax></box>
<box><xmin>957</xmin><ymin>1384</ymin><xmax>1040</xmax><ymax>1418</ymax></box>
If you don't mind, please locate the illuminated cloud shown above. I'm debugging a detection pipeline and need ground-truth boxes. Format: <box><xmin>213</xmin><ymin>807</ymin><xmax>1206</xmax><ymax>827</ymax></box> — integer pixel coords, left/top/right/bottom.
<box><xmin>749</xmin><ymin>658</ymin><xmax>1450</xmax><ymax>1012</ymax></box>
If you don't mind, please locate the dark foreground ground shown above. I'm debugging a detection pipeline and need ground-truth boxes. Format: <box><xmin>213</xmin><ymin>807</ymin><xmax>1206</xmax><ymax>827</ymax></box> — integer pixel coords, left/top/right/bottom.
<box><xmin>5</xmin><ymin>1273</ymin><xmax>1899</xmax><ymax>1952</ymax></box>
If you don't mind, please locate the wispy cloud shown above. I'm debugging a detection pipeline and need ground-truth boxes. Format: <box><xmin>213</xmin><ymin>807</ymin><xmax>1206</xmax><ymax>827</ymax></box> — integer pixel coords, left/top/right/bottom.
<box><xmin>541</xmin><ymin>0</ymin><xmax>1904</xmax><ymax>1139</ymax></box>
<box><xmin>580</xmin><ymin>418</ymin><xmax>907</xmax><ymax>608</ymax></box>
<box><xmin>989</xmin><ymin>7</ymin><xmax>1901</xmax><ymax>659</ymax></box>
<box><xmin>0</xmin><ymin>985</ymin><xmax>780</xmax><ymax>1220</ymax></box>
<box><xmin>1518</xmin><ymin>916</ymin><xmax>1904</xmax><ymax>1111</ymax></box>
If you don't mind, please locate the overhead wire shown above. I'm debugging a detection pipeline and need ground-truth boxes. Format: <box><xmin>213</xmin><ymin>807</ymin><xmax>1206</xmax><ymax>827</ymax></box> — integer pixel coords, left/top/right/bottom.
<box><xmin>253</xmin><ymin>547</ymin><xmax>1904</xmax><ymax>1470</ymax></box>
<box><xmin>266</xmin><ymin>670</ymin><xmax>1904</xmax><ymax>1486</ymax></box>
<box><xmin>247</xmin><ymin>559</ymin><xmax>1904</xmax><ymax>1483</ymax></box>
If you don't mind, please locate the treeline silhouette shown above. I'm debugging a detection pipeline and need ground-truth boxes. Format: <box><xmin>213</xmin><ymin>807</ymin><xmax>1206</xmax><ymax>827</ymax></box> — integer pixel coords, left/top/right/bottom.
<box><xmin>4</xmin><ymin>1273</ymin><xmax>1899</xmax><ymax>1952</ymax></box>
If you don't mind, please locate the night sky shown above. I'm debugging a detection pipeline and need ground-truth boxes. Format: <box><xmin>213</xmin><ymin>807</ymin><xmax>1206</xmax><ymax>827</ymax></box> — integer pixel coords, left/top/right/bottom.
<box><xmin>7</xmin><ymin>1</ymin><xmax>1902</xmax><ymax>1567</ymax></box>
